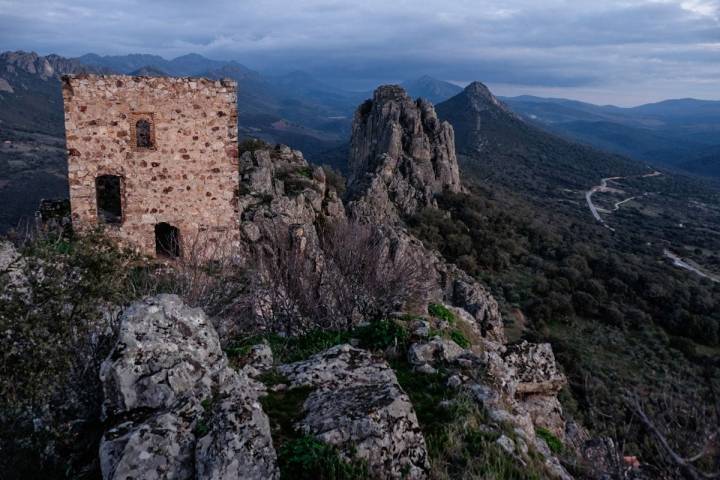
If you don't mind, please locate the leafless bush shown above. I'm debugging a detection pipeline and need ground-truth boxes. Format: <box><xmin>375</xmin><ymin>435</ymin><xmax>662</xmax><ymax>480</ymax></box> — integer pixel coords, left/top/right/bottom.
<box><xmin>249</xmin><ymin>224</ymin><xmax>326</xmax><ymax>334</ymax></box>
<box><xmin>581</xmin><ymin>372</ymin><xmax>720</xmax><ymax>480</ymax></box>
<box><xmin>319</xmin><ymin>220</ymin><xmax>431</xmax><ymax>326</ymax></box>
<box><xmin>251</xmin><ymin>219</ymin><xmax>432</xmax><ymax>333</ymax></box>
<box><xmin>624</xmin><ymin>387</ymin><xmax>720</xmax><ymax>480</ymax></box>
<box><xmin>129</xmin><ymin>231</ymin><xmax>250</xmax><ymax>318</ymax></box>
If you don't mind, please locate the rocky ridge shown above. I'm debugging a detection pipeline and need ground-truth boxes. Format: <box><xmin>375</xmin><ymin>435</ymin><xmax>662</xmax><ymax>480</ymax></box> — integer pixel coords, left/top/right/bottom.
<box><xmin>1</xmin><ymin>50</ymin><xmax>108</xmax><ymax>82</ymax></box>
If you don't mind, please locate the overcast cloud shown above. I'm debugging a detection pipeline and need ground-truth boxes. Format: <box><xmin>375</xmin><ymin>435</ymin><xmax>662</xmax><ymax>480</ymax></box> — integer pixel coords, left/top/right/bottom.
<box><xmin>1</xmin><ymin>0</ymin><xmax>719</xmax><ymax>104</ymax></box>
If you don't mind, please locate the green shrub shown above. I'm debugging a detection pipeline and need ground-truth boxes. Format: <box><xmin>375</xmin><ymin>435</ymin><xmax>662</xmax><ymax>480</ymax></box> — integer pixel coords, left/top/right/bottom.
<box><xmin>354</xmin><ymin>319</ymin><xmax>409</xmax><ymax>351</ymax></box>
<box><xmin>226</xmin><ymin>330</ymin><xmax>352</xmax><ymax>365</ymax></box>
<box><xmin>0</xmin><ymin>229</ymin><xmax>143</xmax><ymax>477</ymax></box>
<box><xmin>428</xmin><ymin>303</ymin><xmax>456</xmax><ymax>324</ymax></box>
<box><xmin>535</xmin><ymin>427</ymin><xmax>563</xmax><ymax>455</ymax></box>
<box><xmin>296</xmin><ymin>166</ymin><xmax>313</xmax><ymax>178</ymax></box>
<box><xmin>278</xmin><ymin>436</ymin><xmax>369</xmax><ymax>480</ymax></box>
<box><xmin>322</xmin><ymin>166</ymin><xmax>346</xmax><ymax>196</ymax></box>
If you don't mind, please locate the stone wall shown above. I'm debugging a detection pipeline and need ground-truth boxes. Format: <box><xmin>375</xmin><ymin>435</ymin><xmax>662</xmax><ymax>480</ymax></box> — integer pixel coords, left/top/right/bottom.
<box><xmin>62</xmin><ymin>74</ymin><xmax>240</xmax><ymax>257</ymax></box>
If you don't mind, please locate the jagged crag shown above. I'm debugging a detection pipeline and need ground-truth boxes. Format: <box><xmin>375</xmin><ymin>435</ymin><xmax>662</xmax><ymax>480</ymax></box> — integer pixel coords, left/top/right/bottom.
<box><xmin>2</xmin><ymin>86</ymin><xmax>624</xmax><ymax>479</ymax></box>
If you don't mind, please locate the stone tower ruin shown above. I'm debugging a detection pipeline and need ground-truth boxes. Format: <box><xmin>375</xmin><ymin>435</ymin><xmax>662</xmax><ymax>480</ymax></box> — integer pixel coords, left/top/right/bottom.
<box><xmin>61</xmin><ymin>74</ymin><xmax>240</xmax><ymax>257</ymax></box>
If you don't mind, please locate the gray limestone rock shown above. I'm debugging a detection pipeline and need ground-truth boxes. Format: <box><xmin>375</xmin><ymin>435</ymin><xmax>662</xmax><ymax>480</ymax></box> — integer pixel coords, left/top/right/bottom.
<box><xmin>407</xmin><ymin>337</ymin><xmax>466</xmax><ymax>366</ymax></box>
<box><xmin>280</xmin><ymin>344</ymin><xmax>430</xmax><ymax>479</ymax></box>
<box><xmin>99</xmin><ymin>295</ymin><xmax>279</xmax><ymax>480</ymax></box>
<box><xmin>347</xmin><ymin>85</ymin><xmax>461</xmax><ymax>222</ymax></box>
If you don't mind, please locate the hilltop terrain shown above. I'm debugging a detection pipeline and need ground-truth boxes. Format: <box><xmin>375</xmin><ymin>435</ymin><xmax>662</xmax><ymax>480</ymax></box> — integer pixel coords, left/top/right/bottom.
<box><xmin>1</xmin><ymin>51</ymin><xmax>720</xmax><ymax>479</ymax></box>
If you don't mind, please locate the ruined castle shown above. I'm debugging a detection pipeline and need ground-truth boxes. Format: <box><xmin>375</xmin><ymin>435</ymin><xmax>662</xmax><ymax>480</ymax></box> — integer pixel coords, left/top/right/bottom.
<box><xmin>62</xmin><ymin>74</ymin><xmax>240</xmax><ymax>257</ymax></box>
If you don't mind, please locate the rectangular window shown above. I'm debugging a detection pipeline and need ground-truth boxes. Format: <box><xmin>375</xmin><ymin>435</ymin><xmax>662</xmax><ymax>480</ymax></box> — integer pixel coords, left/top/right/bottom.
<box><xmin>96</xmin><ymin>175</ymin><xmax>123</xmax><ymax>224</ymax></box>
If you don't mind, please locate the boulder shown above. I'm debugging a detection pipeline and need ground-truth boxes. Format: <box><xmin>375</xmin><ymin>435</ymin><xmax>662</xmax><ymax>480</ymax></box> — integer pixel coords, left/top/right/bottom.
<box><xmin>280</xmin><ymin>344</ymin><xmax>430</xmax><ymax>479</ymax></box>
<box><xmin>99</xmin><ymin>294</ymin><xmax>226</xmax><ymax>416</ymax></box>
<box><xmin>195</xmin><ymin>370</ymin><xmax>277</xmax><ymax>480</ymax></box>
<box><xmin>502</xmin><ymin>341</ymin><xmax>566</xmax><ymax>395</ymax></box>
<box><xmin>407</xmin><ymin>337</ymin><xmax>466</xmax><ymax>366</ymax></box>
<box><xmin>99</xmin><ymin>295</ymin><xmax>278</xmax><ymax>480</ymax></box>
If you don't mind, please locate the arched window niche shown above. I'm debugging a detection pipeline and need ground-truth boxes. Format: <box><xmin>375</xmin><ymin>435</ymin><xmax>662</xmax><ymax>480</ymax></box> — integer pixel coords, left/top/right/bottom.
<box><xmin>131</xmin><ymin>112</ymin><xmax>156</xmax><ymax>150</ymax></box>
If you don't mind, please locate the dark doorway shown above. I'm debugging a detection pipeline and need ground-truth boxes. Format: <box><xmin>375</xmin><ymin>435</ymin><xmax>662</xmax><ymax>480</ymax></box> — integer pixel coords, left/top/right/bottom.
<box><xmin>95</xmin><ymin>175</ymin><xmax>122</xmax><ymax>224</ymax></box>
<box><xmin>155</xmin><ymin>223</ymin><xmax>180</xmax><ymax>258</ymax></box>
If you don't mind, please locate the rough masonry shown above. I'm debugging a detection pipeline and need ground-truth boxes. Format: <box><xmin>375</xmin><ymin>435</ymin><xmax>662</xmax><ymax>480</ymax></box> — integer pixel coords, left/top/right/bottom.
<box><xmin>62</xmin><ymin>74</ymin><xmax>240</xmax><ymax>257</ymax></box>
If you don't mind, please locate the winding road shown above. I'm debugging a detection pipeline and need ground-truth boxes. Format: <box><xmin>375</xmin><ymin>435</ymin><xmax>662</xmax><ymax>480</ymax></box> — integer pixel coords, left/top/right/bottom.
<box><xmin>585</xmin><ymin>171</ymin><xmax>661</xmax><ymax>232</ymax></box>
<box><xmin>585</xmin><ymin>171</ymin><xmax>720</xmax><ymax>282</ymax></box>
<box><xmin>663</xmin><ymin>249</ymin><xmax>720</xmax><ymax>283</ymax></box>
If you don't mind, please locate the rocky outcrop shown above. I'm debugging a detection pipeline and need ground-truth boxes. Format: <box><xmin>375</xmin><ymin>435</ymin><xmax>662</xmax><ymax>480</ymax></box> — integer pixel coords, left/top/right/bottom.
<box><xmin>502</xmin><ymin>341</ymin><xmax>567</xmax><ymax>440</ymax></box>
<box><xmin>341</xmin><ymin>86</ymin><xmax>504</xmax><ymax>343</ymax></box>
<box><xmin>347</xmin><ymin>85</ymin><xmax>461</xmax><ymax>222</ymax></box>
<box><xmin>406</xmin><ymin>333</ymin><xmax>572</xmax><ymax>479</ymax></box>
<box><xmin>279</xmin><ymin>344</ymin><xmax>430</xmax><ymax>479</ymax></box>
<box><xmin>408</xmin><ymin>336</ymin><xmax>466</xmax><ymax>367</ymax></box>
<box><xmin>99</xmin><ymin>294</ymin><xmax>278</xmax><ymax>480</ymax></box>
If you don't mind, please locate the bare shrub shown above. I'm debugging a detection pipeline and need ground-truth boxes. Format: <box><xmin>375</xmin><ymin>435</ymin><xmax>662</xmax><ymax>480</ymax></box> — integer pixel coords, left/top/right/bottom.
<box><xmin>251</xmin><ymin>220</ymin><xmax>432</xmax><ymax>333</ymax></box>
<box><xmin>624</xmin><ymin>387</ymin><xmax>720</xmax><ymax>480</ymax></box>
<box><xmin>130</xmin><ymin>231</ymin><xmax>250</xmax><ymax>318</ymax></box>
<box><xmin>246</xmin><ymin>223</ymin><xmax>327</xmax><ymax>335</ymax></box>
<box><xmin>319</xmin><ymin>221</ymin><xmax>431</xmax><ymax>327</ymax></box>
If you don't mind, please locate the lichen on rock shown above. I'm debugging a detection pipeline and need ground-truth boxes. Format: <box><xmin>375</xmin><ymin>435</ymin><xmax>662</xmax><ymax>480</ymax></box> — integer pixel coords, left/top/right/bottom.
<box><xmin>99</xmin><ymin>294</ymin><xmax>279</xmax><ymax>480</ymax></box>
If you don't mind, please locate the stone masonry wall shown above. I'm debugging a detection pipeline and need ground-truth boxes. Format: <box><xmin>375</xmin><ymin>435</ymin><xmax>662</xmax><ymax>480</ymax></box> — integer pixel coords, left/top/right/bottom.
<box><xmin>62</xmin><ymin>74</ymin><xmax>240</xmax><ymax>257</ymax></box>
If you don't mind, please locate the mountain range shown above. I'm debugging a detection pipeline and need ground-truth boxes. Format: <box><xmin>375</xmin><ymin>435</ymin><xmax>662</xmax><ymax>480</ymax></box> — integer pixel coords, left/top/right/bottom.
<box><xmin>501</xmin><ymin>94</ymin><xmax>720</xmax><ymax>176</ymax></box>
<box><xmin>1</xmin><ymin>49</ymin><xmax>720</xmax><ymax>233</ymax></box>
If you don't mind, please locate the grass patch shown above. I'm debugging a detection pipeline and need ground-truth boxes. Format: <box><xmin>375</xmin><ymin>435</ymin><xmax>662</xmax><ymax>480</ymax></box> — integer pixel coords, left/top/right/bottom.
<box><xmin>450</xmin><ymin>329</ymin><xmax>471</xmax><ymax>348</ymax></box>
<box><xmin>354</xmin><ymin>319</ymin><xmax>409</xmax><ymax>351</ymax></box>
<box><xmin>226</xmin><ymin>320</ymin><xmax>410</xmax><ymax>365</ymax></box>
<box><xmin>260</xmin><ymin>378</ymin><xmax>313</xmax><ymax>446</ymax></box>
<box><xmin>278</xmin><ymin>436</ymin><xmax>369</xmax><ymax>480</ymax></box>
<box><xmin>429</xmin><ymin>303</ymin><xmax>456</xmax><ymax>324</ymax></box>
<box><xmin>535</xmin><ymin>427</ymin><xmax>563</xmax><ymax>455</ymax></box>
<box><xmin>261</xmin><ymin>375</ymin><xmax>368</xmax><ymax>479</ymax></box>
<box><xmin>226</xmin><ymin>330</ymin><xmax>352</xmax><ymax>365</ymax></box>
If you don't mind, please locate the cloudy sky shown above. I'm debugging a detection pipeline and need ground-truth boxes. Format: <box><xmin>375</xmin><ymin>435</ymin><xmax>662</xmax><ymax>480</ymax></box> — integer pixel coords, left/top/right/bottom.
<box><xmin>1</xmin><ymin>0</ymin><xmax>719</xmax><ymax>104</ymax></box>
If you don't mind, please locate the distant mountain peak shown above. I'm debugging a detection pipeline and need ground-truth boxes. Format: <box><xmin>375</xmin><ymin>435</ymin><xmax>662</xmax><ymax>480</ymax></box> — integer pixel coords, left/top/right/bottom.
<box><xmin>464</xmin><ymin>81</ymin><xmax>493</xmax><ymax>97</ymax></box>
<box><xmin>453</xmin><ymin>80</ymin><xmax>516</xmax><ymax>117</ymax></box>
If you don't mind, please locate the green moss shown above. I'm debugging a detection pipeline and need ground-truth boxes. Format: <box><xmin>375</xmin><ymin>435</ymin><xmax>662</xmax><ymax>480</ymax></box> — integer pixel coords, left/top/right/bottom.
<box><xmin>391</xmin><ymin>359</ymin><xmax>456</xmax><ymax>438</ymax></box>
<box><xmin>296</xmin><ymin>166</ymin><xmax>313</xmax><ymax>178</ymax></box>
<box><xmin>428</xmin><ymin>303</ymin><xmax>456</xmax><ymax>324</ymax></box>
<box><xmin>535</xmin><ymin>428</ymin><xmax>563</xmax><ymax>455</ymax></box>
<box><xmin>278</xmin><ymin>436</ymin><xmax>369</xmax><ymax>480</ymax></box>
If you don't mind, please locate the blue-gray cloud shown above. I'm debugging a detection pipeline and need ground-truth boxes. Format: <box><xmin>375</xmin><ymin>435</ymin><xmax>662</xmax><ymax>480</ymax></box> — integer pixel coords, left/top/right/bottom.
<box><xmin>0</xmin><ymin>0</ymin><xmax>719</xmax><ymax>104</ymax></box>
